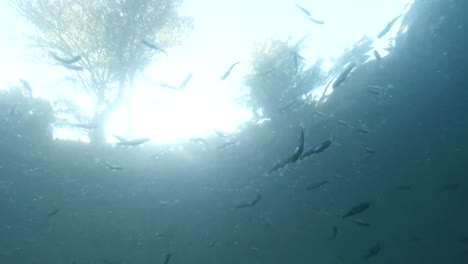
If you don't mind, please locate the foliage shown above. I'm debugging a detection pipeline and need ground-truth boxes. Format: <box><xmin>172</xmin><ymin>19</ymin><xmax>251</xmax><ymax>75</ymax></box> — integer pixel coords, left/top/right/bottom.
<box><xmin>10</xmin><ymin>0</ymin><xmax>194</xmax><ymax>142</ymax></box>
<box><xmin>243</xmin><ymin>37</ymin><xmax>324</xmax><ymax>119</ymax></box>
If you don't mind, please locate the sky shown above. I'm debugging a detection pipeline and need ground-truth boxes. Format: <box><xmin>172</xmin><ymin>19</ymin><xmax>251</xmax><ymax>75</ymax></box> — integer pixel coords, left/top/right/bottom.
<box><xmin>0</xmin><ymin>0</ymin><xmax>413</xmax><ymax>144</ymax></box>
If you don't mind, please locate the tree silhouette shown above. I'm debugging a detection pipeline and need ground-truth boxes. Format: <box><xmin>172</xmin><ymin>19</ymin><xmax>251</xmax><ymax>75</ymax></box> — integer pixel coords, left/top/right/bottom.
<box><xmin>10</xmin><ymin>0</ymin><xmax>193</xmax><ymax>143</ymax></box>
<box><xmin>244</xmin><ymin>37</ymin><xmax>324</xmax><ymax>120</ymax></box>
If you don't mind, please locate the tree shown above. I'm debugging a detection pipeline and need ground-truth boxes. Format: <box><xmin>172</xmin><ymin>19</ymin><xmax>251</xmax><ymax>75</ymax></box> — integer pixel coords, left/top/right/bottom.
<box><xmin>10</xmin><ymin>0</ymin><xmax>193</xmax><ymax>143</ymax></box>
<box><xmin>243</xmin><ymin>37</ymin><xmax>324</xmax><ymax>120</ymax></box>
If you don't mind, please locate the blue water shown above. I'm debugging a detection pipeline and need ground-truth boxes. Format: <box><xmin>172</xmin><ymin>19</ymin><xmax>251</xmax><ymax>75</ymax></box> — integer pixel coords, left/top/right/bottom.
<box><xmin>1</xmin><ymin>0</ymin><xmax>467</xmax><ymax>263</ymax></box>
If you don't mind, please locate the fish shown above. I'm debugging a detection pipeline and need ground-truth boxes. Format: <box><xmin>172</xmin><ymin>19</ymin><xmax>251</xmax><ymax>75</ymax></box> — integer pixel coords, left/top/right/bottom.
<box><xmin>158</xmin><ymin>82</ymin><xmax>179</xmax><ymax>90</ymax></box>
<box><xmin>209</xmin><ymin>240</ymin><xmax>218</xmax><ymax>247</ymax></box>
<box><xmin>313</xmin><ymin>111</ymin><xmax>328</xmax><ymax>118</ymax></box>
<box><xmin>20</xmin><ymin>79</ymin><xmax>32</xmax><ymax>96</ymax></box>
<box><xmin>61</xmin><ymin>64</ymin><xmax>84</xmax><ymax>71</ymax></box>
<box><xmin>317</xmin><ymin>77</ymin><xmax>336</xmax><ymax>103</ymax></box>
<box><xmin>363</xmin><ymin>243</ymin><xmax>381</xmax><ymax>260</ymax></box>
<box><xmin>47</xmin><ymin>208</ymin><xmax>60</xmax><ymax>217</ymax></box>
<box><xmin>113</xmin><ymin>135</ymin><xmax>128</xmax><ymax>142</ymax></box>
<box><xmin>357</xmin><ymin>127</ymin><xmax>370</xmax><ymax>134</ymax></box>
<box><xmin>152</xmin><ymin>149</ymin><xmax>169</xmax><ymax>159</ymax></box>
<box><xmin>300</xmin><ymin>139</ymin><xmax>332</xmax><ymax>160</ymax></box>
<box><xmin>373</xmin><ymin>50</ymin><xmax>382</xmax><ymax>60</ymax></box>
<box><xmin>306</xmin><ymin>180</ymin><xmax>329</xmax><ymax>191</ymax></box>
<box><xmin>337</xmin><ymin>120</ymin><xmax>353</xmax><ymax>128</ymax></box>
<box><xmin>236</xmin><ymin>194</ymin><xmax>262</xmax><ymax>209</ymax></box>
<box><xmin>116</xmin><ymin>137</ymin><xmax>150</xmax><ymax>146</ymax></box>
<box><xmin>50</xmin><ymin>52</ymin><xmax>82</xmax><ymax>64</ymax></box>
<box><xmin>342</xmin><ymin>201</ymin><xmax>370</xmax><ymax>218</ymax></box>
<box><xmin>267</xmin><ymin>159</ymin><xmax>290</xmax><ymax>174</ymax></box>
<box><xmin>72</xmin><ymin>123</ymin><xmax>98</xmax><ymax>130</ymax></box>
<box><xmin>363</xmin><ymin>147</ymin><xmax>376</xmax><ymax>154</ymax></box>
<box><xmin>329</xmin><ymin>226</ymin><xmax>338</xmax><ymax>240</ymax></box>
<box><xmin>367</xmin><ymin>86</ymin><xmax>381</xmax><ymax>95</ymax></box>
<box><xmin>305</xmin><ymin>16</ymin><xmax>325</xmax><ymax>25</ymax></box>
<box><xmin>179</xmin><ymin>72</ymin><xmax>192</xmax><ymax>89</ymax></box>
<box><xmin>293</xmin><ymin>0</ymin><xmax>311</xmax><ymax>16</ymax></box>
<box><xmin>333</xmin><ymin>62</ymin><xmax>356</xmax><ymax>89</ymax></box>
<box><xmin>163</xmin><ymin>253</ymin><xmax>172</xmax><ymax>264</ymax></box>
<box><xmin>103</xmin><ymin>162</ymin><xmax>123</xmax><ymax>171</ymax></box>
<box><xmin>267</xmin><ymin>128</ymin><xmax>304</xmax><ymax>173</ymax></box>
<box><xmin>221</xmin><ymin>61</ymin><xmax>241</xmax><ymax>80</ymax></box>
<box><xmin>289</xmin><ymin>128</ymin><xmax>305</xmax><ymax>163</ymax></box>
<box><xmin>141</xmin><ymin>39</ymin><xmax>168</xmax><ymax>57</ymax></box>
<box><xmin>350</xmin><ymin>219</ymin><xmax>371</xmax><ymax>227</ymax></box>
<box><xmin>377</xmin><ymin>15</ymin><xmax>401</xmax><ymax>39</ymax></box>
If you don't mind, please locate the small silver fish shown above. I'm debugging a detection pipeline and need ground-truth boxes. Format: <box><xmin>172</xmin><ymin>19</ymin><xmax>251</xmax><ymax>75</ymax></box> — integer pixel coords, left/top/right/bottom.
<box><xmin>363</xmin><ymin>243</ymin><xmax>381</xmax><ymax>260</ymax></box>
<box><xmin>290</xmin><ymin>127</ymin><xmax>305</xmax><ymax>162</ymax></box>
<box><xmin>268</xmin><ymin>128</ymin><xmax>304</xmax><ymax>173</ymax></box>
<box><xmin>103</xmin><ymin>162</ymin><xmax>123</xmax><ymax>171</ymax></box>
<box><xmin>72</xmin><ymin>123</ymin><xmax>98</xmax><ymax>130</ymax></box>
<box><xmin>221</xmin><ymin>62</ymin><xmax>241</xmax><ymax>80</ymax></box>
<box><xmin>342</xmin><ymin>201</ymin><xmax>370</xmax><ymax>218</ymax></box>
<box><xmin>377</xmin><ymin>15</ymin><xmax>401</xmax><ymax>39</ymax></box>
<box><xmin>305</xmin><ymin>16</ymin><xmax>325</xmax><ymax>25</ymax></box>
<box><xmin>367</xmin><ymin>87</ymin><xmax>381</xmax><ymax>95</ymax></box>
<box><xmin>293</xmin><ymin>0</ymin><xmax>311</xmax><ymax>16</ymax></box>
<box><xmin>300</xmin><ymin>139</ymin><xmax>332</xmax><ymax>160</ymax></box>
<box><xmin>113</xmin><ymin>135</ymin><xmax>128</xmax><ymax>142</ymax></box>
<box><xmin>306</xmin><ymin>180</ymin><xmax>329</xmax><ymax>191</ymax></box>
<box><xmin>314</xmin><ymin>111</ymin><xmax>328</xmax><ymax>118</ymax></box>
<box><xmin>337</xmin><ymin>120</ymin><xmax>352</xmax><ymax>128</ymax></box>
<box><xmin>61</xmin><ymin>64</ymin><xmax>84</xmax><ymax>71</ymax></box>
<box><xmin>357</xmin><ymin>127</ymin><xmax>370</xmax><ymax>134</ymax></box>
<box><xmin>47</xmin><ymin>208</ymin><xmax>60</xmax><ymax>217</ymax></box>
<box><xmin>50</xmin><ymin>52</ymin><xmax>82</xmax><ymax>64</ymax></box>
<box><xmin>363</xmin><ymin>147</ymin><xmax>376</xmax><ymax>154</ymax></box>
<box><xmin>159</xmin><ymin>82</ymin><xmax>179</xmax><ymax>90</ymax></box>
<box><xmin>268</xmin><ymin>159</ymin><xmax>290</xmax><ymax>174</ymax></box>
<box><xmin>333</xmin><ymin>63</ymin><xmax>356</xmax><ymax>89</ymax></box>
<box><xmin>141</xmin><ymin>39</ymin><xmax>168</xmax><ymax>57</ymax></box>
<box><xmin>351</xmin><ymin>219</ymin><xmax>371</xmax><ymax>227</ymax></box>
<box><xmin>116</xmin><ymin>137</ymin><xmax>150</xmax><ymax>146</ymax></box>
<box><xmin>373</xmin><ymin>50</ymin><xmax>382</xmax><ymax>60</ymax></box>
<box><xmin>236</xmin><ymin>194</ymin><xmax>262</xmax><ymax>209</ymax></box>
<box><xmin>163</xmin><ymin>253</ymin><xmax>172</xmax><ymax>264</ymax></box>
<box><xmin>179</xmin><ymin>73</ymin><xmax>192</xmax><ymax>89</ymax></box>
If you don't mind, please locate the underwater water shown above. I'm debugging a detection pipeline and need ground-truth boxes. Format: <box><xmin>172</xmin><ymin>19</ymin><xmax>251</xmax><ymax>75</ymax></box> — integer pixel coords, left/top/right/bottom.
<box><xmin>0</xmin><ymin>0</ymin><xmax>467</xmax><ymax>263</ymax></box>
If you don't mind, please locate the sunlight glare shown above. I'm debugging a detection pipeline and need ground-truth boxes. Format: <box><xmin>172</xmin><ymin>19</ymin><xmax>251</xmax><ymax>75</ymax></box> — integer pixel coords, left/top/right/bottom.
<box><xmin>0</xmin><ymin>0</ymin><xmax>415</xmax><ymax>144</ymax></box>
